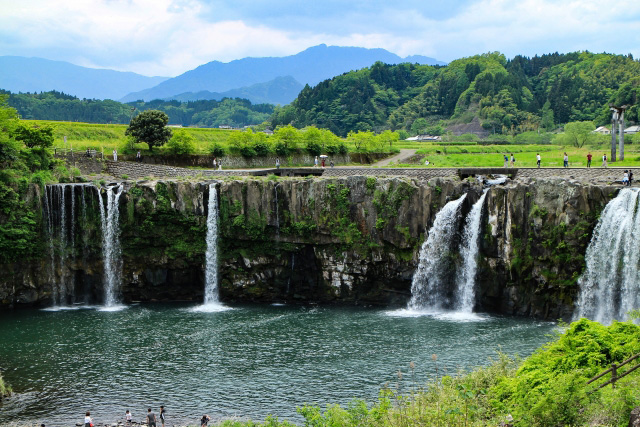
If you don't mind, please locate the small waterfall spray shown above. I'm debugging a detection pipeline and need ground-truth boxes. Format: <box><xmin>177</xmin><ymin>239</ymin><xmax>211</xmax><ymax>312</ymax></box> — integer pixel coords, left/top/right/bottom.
<box><xmin>57</xmin><ymin>184</ymin><xmax>68</xmax><ymax>300</ymax></box>
<box><xmin>408</xmin><ymin>194</ymin><xmax>467</xmax><ymax>310</ymax></box>
<box><xmin>98</xmin><ymin>184</ymin><xmax>124</xmax><ymax>307</ymax></box>
<box><xmin>203</xmin><ymin>183</ymin><xmax>221</xmax><ymax>304</ymax></box>
<box><xmin>453</xmin><ymin>190</ymin><xmax>488</xmax><ymax>312</ymax></box>
<box><xmin>575</xmin><ymin>188</ymin><xmax>640</xmax><ymax>323</ymax></box>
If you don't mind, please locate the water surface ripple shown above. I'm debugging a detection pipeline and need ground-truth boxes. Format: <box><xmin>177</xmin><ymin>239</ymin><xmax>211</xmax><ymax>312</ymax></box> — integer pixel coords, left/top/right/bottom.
<box><xmin>0</xmin><ymin>304</ymin><xmax>555</xmax><ymax>426</ymax></box>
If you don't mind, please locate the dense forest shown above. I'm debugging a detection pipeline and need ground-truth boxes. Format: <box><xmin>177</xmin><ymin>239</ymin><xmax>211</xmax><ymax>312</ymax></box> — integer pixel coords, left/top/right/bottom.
<box><xmin>1</xmin><ymin>90</ymin><xmax>275</xmax><ymax>128</ymax></box>
<box><xmin>270</xmin><ymin>52</ymin><xmax>640</xmax><ymax>136</ymax></box>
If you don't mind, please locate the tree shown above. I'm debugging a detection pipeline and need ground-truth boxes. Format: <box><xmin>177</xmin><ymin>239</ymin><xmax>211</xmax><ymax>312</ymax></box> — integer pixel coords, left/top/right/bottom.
<box><xmin>347</xmin><ymin>130</ymin><xmax>375</xmax><ymax>152</ymax></box>
<box><xmin>12</xmin><ymin>123</ymin><xmax>54</xmax><ymax>150</ymax></box>
<box><xmin>410</xmin><ymin>118</ymin><xmax>428</xmax><ymax>135</ymax></box>
<box><xmin>166</xmin><ymin>130</ymin><xmax>195</xmax><ymax>155</ymax></box>
<box><xmin>375</xmin><ymin>130</ymin><xmax>399</xmax><ymax>152</ymax></box>
<box><xmin>303</xmin><ymin>126</ymin><xmax>323</xmax><ymax>156</ymax></box>
<box><xmin>125</xmin><ymin>110</ymin><xmax>172</xmax><ymax>151</ymax></box>
<box><xmin>274</xmin><ymin>125</ymin><xmax>301</xmax><ymax>155</ymax></box>
<box><xmin>560</xmin><ymin>121</ymin><xmax>596</xmax><ymax>148</ymax></box>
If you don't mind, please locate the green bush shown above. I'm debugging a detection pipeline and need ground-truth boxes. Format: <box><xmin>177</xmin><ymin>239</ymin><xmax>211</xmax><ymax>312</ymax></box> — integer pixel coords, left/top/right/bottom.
<box><xmin>166</xmin><ymin>129</ymin><xmax>196</xmax><ymax>156</ymax></box>
<box><xmin>209</xmin><ymin>142</ymin><xmax>226</xmax><ymax>157</ymax></box>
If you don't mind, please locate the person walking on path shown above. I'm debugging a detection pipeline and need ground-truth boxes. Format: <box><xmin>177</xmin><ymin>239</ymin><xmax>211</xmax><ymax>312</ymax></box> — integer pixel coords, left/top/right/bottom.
<box><xmin>275</xmin><ymin>157</ymin><xmax>280</xmax><ymax>169</ymax></box>
<box><xmin>213</xmin><ymin>158</ymin><xmax>217</xmax><ymax>169</ymax></box>
<box><xmin>602</xmin><ymin>153</ymin><xmax>608</xmax><ymax>168</ymax></box>
<box><xmin>536</xmin><ymin>153</ymin><xmax>541</xmax><ymax>168</ymax></box>
<box><xmin>84</xmin><ymin>412</ymin><xmax>93</xmax><ymax>427</ymax></box>
<box><xmin>160</xmin><ymin>406</ymin><xmax>166</xmax><ymax>427</ymax></box>
<box><xmin>563</xmin><ymin>152</ymin><xmax>569</xmax><ymax>168</ymax></box>
<box><xmin>136</xmin><ymin>151</ymin><xmax>141</xmax><ymax>162</ymax></box>
<box><xmin>314</xmin><ymin>156</ymin><xmax>318</xmax><ymax>167</ymax></box>
<box><xmin>147</xmin><ymin>408</ymin><xmax>157</xmax><ymax>427</ymax></box>
<box><xmin>112</xmin><ymin>149</ymin><xmax>118</xmax><ymax>162</ymax></box>
<box><xmin>510</xmin><ymin>153</ymin><xmax>515</xmax><ymax>168</ymax></box>
<box><xmin>321</xmin><ymin>157</ymin><xmax>326</xmax><ymax>168</ymax></box>
<box><xmin>503</xmin><ymin>154</ymin><xmax>508</xmax><ymax>168</ymax></box>
<box><xmin>587</xmin><ymin>152</ymin><xmax>592</xmax><ymax>168</ymax></box>
<box><xmin>623</xmin><ymin>170</ymin><xmax>629</xmax><ymax>186</ymax></box>
<box><xmin>217</xmin><ymin>160</ymin><xmax>222</xmax><ymax>170</ymax></box>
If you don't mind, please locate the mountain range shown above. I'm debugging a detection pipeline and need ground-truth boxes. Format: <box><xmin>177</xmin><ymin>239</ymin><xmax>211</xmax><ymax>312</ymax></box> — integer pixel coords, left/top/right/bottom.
<box><xmin>0</xmin><ymin>56</ymin><xmax>168</xmax><ymax>101</ymax></box>
<box><xmin>0</xmin><ymin>45</ymin><xmax>445</xmax><ymax>105</ymax></box>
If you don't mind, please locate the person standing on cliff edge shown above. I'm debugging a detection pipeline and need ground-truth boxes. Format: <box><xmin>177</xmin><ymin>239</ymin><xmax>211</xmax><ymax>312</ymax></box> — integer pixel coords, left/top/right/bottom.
<box><xmin>587</xmin><ymin>152</ymin><xmax>592</xmax><ymax>168</ymax></box>
<box><xmin>536</xmin><ymin>153</ymin><xmax>541</xmax><ymax>168</ymax></box>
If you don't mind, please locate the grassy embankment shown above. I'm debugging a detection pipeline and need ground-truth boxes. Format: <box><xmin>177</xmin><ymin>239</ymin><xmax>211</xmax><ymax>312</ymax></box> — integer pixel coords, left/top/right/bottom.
<box><xmin>28</xmin><ymin>120</ymin><xmax>640</xmax><ymax>169</ymax></box>
<box><xmin>0</xmin><ymin>371</ymin><xmax>11</xmax><ymax>397</ymax></box>
<box><xmin>213</xmin><ymin>319</ymin><xmax>640</xmax><ymax>427</ymax></box>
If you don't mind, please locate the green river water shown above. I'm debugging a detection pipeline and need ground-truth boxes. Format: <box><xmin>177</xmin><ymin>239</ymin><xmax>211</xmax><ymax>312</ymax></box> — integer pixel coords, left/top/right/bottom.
<box><xmin>0</xmin><ymin>304</ymin><xmax>555</xmax><ymax>426</ymax></box>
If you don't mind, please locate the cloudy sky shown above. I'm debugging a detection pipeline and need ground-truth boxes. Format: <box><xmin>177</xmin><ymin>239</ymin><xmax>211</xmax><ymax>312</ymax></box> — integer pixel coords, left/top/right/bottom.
<box><xmin>1</xmin><ymin>0</ymin><xmax>639</xmax><ymax>77</ymax></box>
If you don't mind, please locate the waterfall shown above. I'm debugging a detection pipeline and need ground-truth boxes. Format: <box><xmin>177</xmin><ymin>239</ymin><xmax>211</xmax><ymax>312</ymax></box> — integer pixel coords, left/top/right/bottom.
<box><xmin>98</xmin><ymin>184</ymin><xmax>124</xmax><ymax>307</ymax></box>
<box><xmin>575</xmin><ymin>188</ymin><xmax>640</xmax><ymax>323</ymax></box>
<box><xmin>203</xmin><ymin>183</ymin><xmax>221</xmax><ymax>304</ymax></box>
<box><xmin>408</xmin><ymin>194</ymin><xmax>467</xmax><ymax>310</ymax></box>
<box><xmin>44</xmin><ymin>184</ymin><xmax>79</xmax><ymax>306</ymax></box>
<box><xmin>454</xmin><ymin>190</ymin><xmax>488</xmax><ymax>312</ymax></box>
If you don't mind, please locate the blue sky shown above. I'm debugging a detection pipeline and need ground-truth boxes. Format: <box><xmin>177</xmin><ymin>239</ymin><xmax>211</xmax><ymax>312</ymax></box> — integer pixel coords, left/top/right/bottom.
<box><xmin>1</xmin><ymin>0</ymin><xmax>639</xmax><ymax>77</ymax></box>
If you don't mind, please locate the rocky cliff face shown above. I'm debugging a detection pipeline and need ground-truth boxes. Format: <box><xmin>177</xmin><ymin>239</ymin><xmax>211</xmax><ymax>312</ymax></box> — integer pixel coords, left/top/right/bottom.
<box><xmin>0</xmin><ymin>176</ymin><xmax>617</xmax><ymax>319</ymax></box>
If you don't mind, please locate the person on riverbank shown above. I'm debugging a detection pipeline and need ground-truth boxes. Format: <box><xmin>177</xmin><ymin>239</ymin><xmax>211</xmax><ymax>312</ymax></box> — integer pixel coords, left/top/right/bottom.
<box><xmin>276</xmin><ymin>157</ymin><xmax>280</xmax><ymax>169</ymax></box>
<box><xmin>201</xmin><ymin>414</ymin><xmax>211</xmax><ymax>427</ymax></box>
<box><xmin>563</xmin><ymin>152</ymin><xmax>569</xmax><ymax>168</ymax></box>
<box><xmin>314</xmin><ymin>156</ymin><xmax>318</xmax><ymax>167</ymax></box>
<box><xmin>322</xmin><ymin>157</ymin><xmax>326</xmax><ymax>168</ymax></box>
<box><xmin>218</xmin><ymin>160</ymin><xmax>222</xmax><ymax>170</ymax></box>
<box><xmin>160</xmin><ymin>405</ymin><xmax>166</xmax><ymax>427</ymax></box>
<box><xmin>136</xmin><ymin>151</ymin><xmax>141</xmax><ymax>162</ymax></box>
<box><xmin>536</xmin><ymin>153</ymin><xmax>541</xmax><ymax>168</ymax></box>
<box><xmin>503</xmin><ymin>154</ymin><xmax>508</xmax><ymax>168</ymax></box>
<box><xmin>113</xmin><ymin>149</ymin><xmax>118</xmax><ymax>162</ymax></box>
<box><xmin>510</xmin><ymin>153</ymin><xmax>515</xmax><ymax>168</ymax></box>
<box><xmin>84</xmin><ymin>412</ymin><xmax>93</xmax><ymax>427</ymax></box>
<box><xmin>623</xmin><ymin>170</ymin><xmax>629</xmax><ymax>186</ymax></box>
<box><xmin>587</xmin><ymin>152</ymin><xmax>592</xmax><ymax>168</ymax></box>
<box><xmin>602</xmin><ymin>153</ymin><xmax>608</xmax><ymax>168</ymax></box>
<box><xmin>147</xmin><ymin>408</ymin><xmax>157</xmax><ymax>427</ymax></box>
<box><xmin>213</xmin><ymin>158</ymin><xmax>217</xmax><ymax>169</ymax></box>
<box><xmin>125</xmin><ymin>410</ymin><xmax>132</xmax><ymax>426</ymax></box>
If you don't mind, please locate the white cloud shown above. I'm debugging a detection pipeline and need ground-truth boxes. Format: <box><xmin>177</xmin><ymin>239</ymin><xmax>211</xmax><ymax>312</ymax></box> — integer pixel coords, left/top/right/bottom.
<box><xmin>0</xmin><ymin>0</ymin><xmax>638</xmax><ymax>76</ymax></box>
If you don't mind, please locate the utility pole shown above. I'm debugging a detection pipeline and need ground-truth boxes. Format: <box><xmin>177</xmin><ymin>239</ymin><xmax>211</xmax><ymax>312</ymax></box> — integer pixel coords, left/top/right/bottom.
<box><xmin>610</xmin><ymin>105</ymin><xmax>629</xmax><ymax>162</ymax></box>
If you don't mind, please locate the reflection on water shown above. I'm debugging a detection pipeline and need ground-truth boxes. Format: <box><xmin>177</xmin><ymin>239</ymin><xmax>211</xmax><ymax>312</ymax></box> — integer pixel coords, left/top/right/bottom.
<box><xmin>0</xmin><ymin>304</ymin><xmax>555</xmax><ymax>426</ymax></box>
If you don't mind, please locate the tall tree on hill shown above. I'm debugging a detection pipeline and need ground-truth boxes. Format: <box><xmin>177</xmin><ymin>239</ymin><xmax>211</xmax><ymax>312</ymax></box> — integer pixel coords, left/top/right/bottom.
<box><xmin>125</xmin><ymin>110</ymin><xmax>172</xmax><ymax>151</ymax></box>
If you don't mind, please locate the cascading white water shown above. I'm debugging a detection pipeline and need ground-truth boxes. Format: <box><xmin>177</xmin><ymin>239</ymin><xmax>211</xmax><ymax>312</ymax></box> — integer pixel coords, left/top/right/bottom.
<box><xmin>454</xmin><ymin>190</ymin><xmax>488</xmax><ymax>312</ymax></box>
<box><xmin>203</xmin><ymin>183</ymin><xmax>220</xmax><ymax>304</ymax></box>
<box><xmin>57</xmin><ymin>184</ymin><xmax>68</xmax><ymax>300</ymax></box>
<box><xmin>575</xmin><ymin>188</ymin><xmax>640</xmax><ymax>324</ymax></box>
<box><xmin>98</xmin><ymin>184</ymin><xmax>124</xmax><ymax>307</ymax></box>
<box><xmin>408</xmin><ymin>194</ymin><xmax>467</xmax><ymax>310</ymax></box>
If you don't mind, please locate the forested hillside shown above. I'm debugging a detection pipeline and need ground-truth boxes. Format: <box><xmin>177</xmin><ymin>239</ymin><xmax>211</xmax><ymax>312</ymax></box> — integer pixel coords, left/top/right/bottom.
<box><xmin>270</xmin><ymin>52</ymin><xmax>640</xmax><ymax>136</ymax></box>
<box><xmin>2</xmin><ymin>90</ymin><xmax>274</xmax><ymax>128</ymax></box>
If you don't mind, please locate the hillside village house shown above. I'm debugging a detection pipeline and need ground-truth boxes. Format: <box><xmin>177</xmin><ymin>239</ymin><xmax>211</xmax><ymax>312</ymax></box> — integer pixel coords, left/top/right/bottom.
<box><xmin>593</xmin><ymin>126</ymin><xmax>610</xmax><ymax>134</ymax></box>
<box><xmin>625</xmin><ymin>125</ymin><xmax>640</xmax><ymax>134</ymax></box>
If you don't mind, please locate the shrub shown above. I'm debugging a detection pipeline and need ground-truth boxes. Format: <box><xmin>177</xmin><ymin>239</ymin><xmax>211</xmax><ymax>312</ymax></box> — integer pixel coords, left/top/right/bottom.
<box><xmin>166</xmin><ymin>130</ymin><xmax>196</xmax><ymax>156</ymax></box>
<box><xmin>209</xmin><ymin>142</ymin><xmax>226</xmax><ymax>158</ymax></box>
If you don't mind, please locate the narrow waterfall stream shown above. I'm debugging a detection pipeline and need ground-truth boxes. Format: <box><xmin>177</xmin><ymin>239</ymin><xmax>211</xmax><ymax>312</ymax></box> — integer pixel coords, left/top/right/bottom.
<box><xmin>575</xmin><ymin>188</ymin><xmax>640</xmax><ymax>323</ymax></box>
<box><xmin>454</xmin><ymin>189</ymin><xmax>488</xmax><ymax>312</ymax></box>
<box><xmin>97</xmin><ymin>184</ymin><xmax>124</xmax><ymax>308</ymax></box>
<box><xmin>195</xmin><ymin>183</ymin><xmax>229</xmax><ymax>312</ymax></box>
<box><xmin>408</xmin><ymin>194</ymin><xmax>467</xmax><ymax>310</ymax></box>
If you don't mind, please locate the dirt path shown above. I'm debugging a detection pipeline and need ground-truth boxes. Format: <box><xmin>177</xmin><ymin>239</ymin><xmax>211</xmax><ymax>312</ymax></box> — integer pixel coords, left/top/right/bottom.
<box><xmin>373</xmin><ymin>149</ymin><xmax>418</xmax><ymax>166</ymax></box>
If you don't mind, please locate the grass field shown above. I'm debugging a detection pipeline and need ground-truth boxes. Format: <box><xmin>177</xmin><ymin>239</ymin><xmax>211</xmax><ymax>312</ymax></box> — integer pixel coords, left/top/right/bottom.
<box><xmin>29</xmin><ymin>120</ymin><xmax>640</xmax><ymax>168</ymax></box>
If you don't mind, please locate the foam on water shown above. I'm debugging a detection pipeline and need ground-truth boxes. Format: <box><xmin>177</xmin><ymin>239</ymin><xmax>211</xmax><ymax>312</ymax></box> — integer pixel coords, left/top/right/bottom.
<box><xmin>384</xmin><ymin>308</ymin><xmax>490</xmax><ymax>322</ymax></box>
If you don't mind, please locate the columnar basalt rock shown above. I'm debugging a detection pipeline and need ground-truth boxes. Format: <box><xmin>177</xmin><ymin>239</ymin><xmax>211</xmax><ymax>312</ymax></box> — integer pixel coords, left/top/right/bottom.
<box><xmin>0</xmin><ymin>176</ymin><xmax>618</xmax><ymax>319</ymax></box>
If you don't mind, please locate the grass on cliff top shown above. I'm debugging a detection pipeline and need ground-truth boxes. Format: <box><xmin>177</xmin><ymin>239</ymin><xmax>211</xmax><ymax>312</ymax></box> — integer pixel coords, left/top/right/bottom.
<box><xmin>207</xmin><ymin>319</ymin><xmax>640</xmax><ymax>427</ymax></box>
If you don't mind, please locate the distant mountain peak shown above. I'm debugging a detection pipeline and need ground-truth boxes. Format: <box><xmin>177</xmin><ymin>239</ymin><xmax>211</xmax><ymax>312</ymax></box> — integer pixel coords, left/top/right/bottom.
<box><xmin>119</xmin><ymin>45</ymin><xmax>446</xmax><ymax>104</ymax></box>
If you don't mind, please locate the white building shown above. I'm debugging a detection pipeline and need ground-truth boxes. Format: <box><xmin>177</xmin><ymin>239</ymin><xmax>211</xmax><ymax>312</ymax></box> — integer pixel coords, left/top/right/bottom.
<box><xmin>624</xmin><ymin>125</ymin><xmax>640</xmax><ymax>134</ymax></box>
<box><xmin>593</xmin><ymin>126</ymin><xmax>610</xmax><ymax>135</ymax></box>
